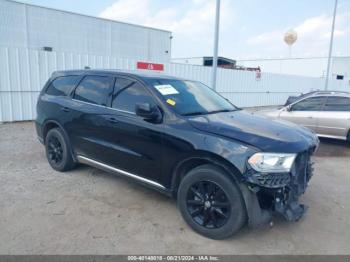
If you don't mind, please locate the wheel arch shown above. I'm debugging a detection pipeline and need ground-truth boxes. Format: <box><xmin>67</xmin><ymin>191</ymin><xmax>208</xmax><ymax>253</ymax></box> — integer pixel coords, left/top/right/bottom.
<box><xmin>42</xmin><ymin>120</ymin><xmax>76</xmax><ymax>161</ymax></box>
<box><xmin>42</xmin><ymin>120</ymin><xmax>61</xmax><ymax>142</ymax></box>
<box><xmin>170</xmin><ymin>151</ymin><xmax>244</xmax><ymax>198</ymax></box>
<box><xmin>171</xmin><ymin>151</ymin><xmax>272</xmax><ymax>228</ymax></box>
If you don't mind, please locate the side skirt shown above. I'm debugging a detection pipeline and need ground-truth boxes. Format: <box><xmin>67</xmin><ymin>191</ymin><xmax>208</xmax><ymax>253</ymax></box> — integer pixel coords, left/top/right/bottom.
<box><xmin>76</xmin><ymin>155</ymin><xmax>171</xmax><ymax>195</ymax></box>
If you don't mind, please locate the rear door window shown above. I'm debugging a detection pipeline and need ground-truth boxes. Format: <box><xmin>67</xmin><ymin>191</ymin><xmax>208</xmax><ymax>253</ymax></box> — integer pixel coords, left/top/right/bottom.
<box><xmin>291</xmin><ymin>96</ymin><xmax>327</xmax><ymax>111</ymax></box>
<box><xmin>74</xmin><ymin>75</ymin><xmax>114</xmax><ymax>106</ymax></box>
<box><xmin>323</xmin><ymin>97</ymin><xmax>350</xmax><ymax>111</ymax></box>
<box><xmin>46</xmin><ymin>76</ymin><xmax>80</xmax><ymax>96</ymax></box>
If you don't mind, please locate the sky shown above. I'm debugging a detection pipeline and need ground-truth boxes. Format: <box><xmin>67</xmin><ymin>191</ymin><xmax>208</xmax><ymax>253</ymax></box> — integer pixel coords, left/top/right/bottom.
<box><xmin>17</xmin><ymin>0</ymin><xmax>350</xmax><ymax>60</ymax></box>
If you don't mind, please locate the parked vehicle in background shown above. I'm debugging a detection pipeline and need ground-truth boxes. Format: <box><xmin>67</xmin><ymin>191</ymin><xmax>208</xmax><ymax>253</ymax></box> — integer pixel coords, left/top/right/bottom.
<box><xmin>259</xmin><ymin>91</ymin><xmax>350</xmax><ymax>141</ymax></box>
<box><xmin>284</xmin><ymin>90</ymin><xmax>350</xmax><ymax>105</ymax></box>
<box><xmin>284</xmin><ymin>91</ymin><xmax>320</xmax><ymax>106</ymax></box>
<box><xmin>36</xmin><ymin>69</ymin><xmax>319</xmax><ymax>239</ymax></box>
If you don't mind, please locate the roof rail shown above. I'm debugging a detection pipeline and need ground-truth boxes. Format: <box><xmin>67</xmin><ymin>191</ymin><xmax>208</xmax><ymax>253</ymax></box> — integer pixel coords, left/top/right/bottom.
<box><xmin>311</xmin><ymin>91</ymin><xmax>349</xmax><ymax>95</ymax></box>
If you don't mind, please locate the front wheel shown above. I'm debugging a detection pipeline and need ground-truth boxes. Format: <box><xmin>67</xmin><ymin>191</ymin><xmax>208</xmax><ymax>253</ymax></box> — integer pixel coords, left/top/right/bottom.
<box><xmin>177</xmin><ymin>164</ymin><xmax>247</xmax><ymax>239</ymax></box>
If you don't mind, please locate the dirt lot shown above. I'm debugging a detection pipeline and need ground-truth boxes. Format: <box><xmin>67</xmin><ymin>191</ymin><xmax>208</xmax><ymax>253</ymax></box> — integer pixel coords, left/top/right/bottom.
<box><xmin>0</xmin><ymin>121</ymin><xmax>350</xmax><ymax>255</ymax></box>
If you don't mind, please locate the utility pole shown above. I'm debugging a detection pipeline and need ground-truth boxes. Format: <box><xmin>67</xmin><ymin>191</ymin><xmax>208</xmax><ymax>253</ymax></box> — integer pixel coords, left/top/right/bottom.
<box><xmin>211</xmin><ymin>0</ymin><xmax>220</xmax><ymax>90</ymax></box>
<box><xmin>325</xmin><ymin>0</ymin><xmax>338</xmax><ymax>91</ymax></box>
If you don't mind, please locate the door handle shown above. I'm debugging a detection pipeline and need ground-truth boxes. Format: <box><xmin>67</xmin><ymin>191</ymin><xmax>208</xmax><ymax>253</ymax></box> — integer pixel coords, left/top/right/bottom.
<box><xmin>307</xmin><ymin>116</ymin><xmax>313</xmax><ymax>119</ymax></box>
<box><xmin>61</xmin><ymin>107</ymin><xmax>70</xmax><ymax>112</ymax></box>
<box><xmin>108</xmin><ymin>117</ymin><xmax>119</xmax><ymax>123</ymax></box>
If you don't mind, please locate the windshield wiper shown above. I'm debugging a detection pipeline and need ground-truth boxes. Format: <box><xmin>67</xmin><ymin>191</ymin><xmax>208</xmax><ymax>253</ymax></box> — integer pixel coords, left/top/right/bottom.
<box><xmin>182</xmin><ymin>108</ymin><xmax>240</xmax><ymax>116</ymax></box>
<box><xmin>207</xmin><ymin>109</ymin><xmax>236</xmax><ymax>114</ymax></box>
<box><xmin>182</xmin><ymin>111</ymin><xmax>208</xmax><ymax>116</ymax></box>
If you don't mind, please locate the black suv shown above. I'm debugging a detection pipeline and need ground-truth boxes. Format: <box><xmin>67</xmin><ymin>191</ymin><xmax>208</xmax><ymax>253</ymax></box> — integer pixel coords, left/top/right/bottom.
<box><xmin>36</xmin><ymin>69</ymin><xmax>319</xmax><ymax>239</ymax></box>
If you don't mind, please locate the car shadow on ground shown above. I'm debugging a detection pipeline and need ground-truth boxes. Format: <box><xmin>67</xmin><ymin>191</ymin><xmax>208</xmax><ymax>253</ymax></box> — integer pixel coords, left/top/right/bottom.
<box><xmin>74</xmin><ymin>163</ymin><xmax>172</xmax><ymax>200</ymax></box>
<box><xmin>315</xmin><ymin>138</ymin><xmax>350</xmax><ymax>157</ymax></box>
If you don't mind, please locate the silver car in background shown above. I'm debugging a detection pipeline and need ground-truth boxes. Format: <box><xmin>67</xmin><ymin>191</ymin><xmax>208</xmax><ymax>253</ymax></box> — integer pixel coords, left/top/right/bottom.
<box><xmin>258</xmin><ymin>91</ymin><xmax>350</xmax><ymax>141</ymax></box>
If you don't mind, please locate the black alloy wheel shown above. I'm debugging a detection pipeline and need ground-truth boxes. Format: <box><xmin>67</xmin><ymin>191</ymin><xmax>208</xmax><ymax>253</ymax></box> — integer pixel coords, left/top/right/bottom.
<box><xmin>177</xmin><ymin>164</ymin><xmax>247</xmax><ymax>239</ymax></box>
<box><xmin>47</xmin><ymin>136</ymin><xmax>63</xmax><ymax>165</ymax></box>
<box><xmin>45</xmin><ymin>128</ymin><xmax>75</xmax><ymax>172</ymax></box>
<box><xmin>187</xmin><ymin>181</ymin><xmax>231</xmax><ymax>229</ymax></box>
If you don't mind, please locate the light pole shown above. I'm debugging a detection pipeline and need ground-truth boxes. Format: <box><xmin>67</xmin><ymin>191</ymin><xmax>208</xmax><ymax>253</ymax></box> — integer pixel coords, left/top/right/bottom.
<box><xmin>325</xmin><ymin>0</ymin><xmax>338</xmax><ymax>91</ymax></box>
<box><xmin>211</xmin><ymin>0</ymin><xmax>220</xmax><ymax>90</ymax></box>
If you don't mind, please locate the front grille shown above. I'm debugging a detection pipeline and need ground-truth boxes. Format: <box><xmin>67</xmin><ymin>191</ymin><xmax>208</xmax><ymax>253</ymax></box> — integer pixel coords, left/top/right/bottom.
<box><xmin>253</xmin><ymin>172</ymin><xmax>290</xmax><ymax>188</ymax></box>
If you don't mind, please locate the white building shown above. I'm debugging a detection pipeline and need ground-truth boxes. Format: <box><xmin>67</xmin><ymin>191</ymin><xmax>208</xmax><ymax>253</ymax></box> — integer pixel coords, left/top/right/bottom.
<box><xmin>0</xmin><ymin>0</ymin><xmax>172</xmax><ymax>62</ymax></box>
<box><xmin>237</xmin><ymin>56</ymin><xmax>350</xmax><ymax>79</ymax></box>
<box><xmin>173</xmin><ymin>55</ymin><xmax>350</xmax><ymax>80</ymax></box>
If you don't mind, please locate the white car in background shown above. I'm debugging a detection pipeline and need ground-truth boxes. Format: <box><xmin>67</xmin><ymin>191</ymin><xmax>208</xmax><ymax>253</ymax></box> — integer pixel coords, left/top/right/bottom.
<box><xmin>257</xmin><ymin>91</ymin><xmax>350</xmax><ymax>141</ymax></box>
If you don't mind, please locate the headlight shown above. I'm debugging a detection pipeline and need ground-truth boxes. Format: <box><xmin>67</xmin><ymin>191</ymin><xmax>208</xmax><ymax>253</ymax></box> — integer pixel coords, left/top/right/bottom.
<box><xmin>248</xmin><ymin>153</ymin><xmax>296</xmax><ymax>173</ymax></box>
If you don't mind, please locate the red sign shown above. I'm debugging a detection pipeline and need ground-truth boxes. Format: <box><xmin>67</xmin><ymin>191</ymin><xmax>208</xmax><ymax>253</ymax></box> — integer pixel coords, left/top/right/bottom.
<box><xmin>137</xmin><ymin>61</ymin><xmax>164</xmax><ymax>71</ymax></box>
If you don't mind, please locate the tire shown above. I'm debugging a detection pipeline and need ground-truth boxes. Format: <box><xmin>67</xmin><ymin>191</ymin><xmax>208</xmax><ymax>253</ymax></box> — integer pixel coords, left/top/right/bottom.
<box><xmin>347</xmin><ymin>131</ymin><xmax>350</xmax><ymax>143</ymax></box>
<box><xmin>177</xmin><ymin>164</ymin><xmax>247</xmax><ymax>239</ymax></box>
<box><xmin>45</xmin><ymin>128</ymin><xmax>75</xmax><ymax>172</ymax></box>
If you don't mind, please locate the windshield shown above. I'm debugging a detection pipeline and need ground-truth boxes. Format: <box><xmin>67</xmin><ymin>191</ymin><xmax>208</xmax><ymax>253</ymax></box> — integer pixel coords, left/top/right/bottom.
<box><xmin>149</xmin><ymin>79</ymin><xmax>238</xmax><ymax>116</ymax></box>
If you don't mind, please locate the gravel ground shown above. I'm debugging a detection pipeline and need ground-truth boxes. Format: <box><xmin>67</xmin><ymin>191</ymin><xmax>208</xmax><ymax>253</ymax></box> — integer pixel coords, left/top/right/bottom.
<box><xmin>0</xmin><ymin>121</ymin><xmax>350</xmax><ymax>255</ymax></box>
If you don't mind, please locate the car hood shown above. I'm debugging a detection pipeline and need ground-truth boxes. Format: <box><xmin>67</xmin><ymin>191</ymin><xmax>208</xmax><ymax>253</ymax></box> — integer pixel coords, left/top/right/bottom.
<box><xmin>187</xmin><ymin>110</ymin><xmax>318</xmax><ymax>153</ymax></box>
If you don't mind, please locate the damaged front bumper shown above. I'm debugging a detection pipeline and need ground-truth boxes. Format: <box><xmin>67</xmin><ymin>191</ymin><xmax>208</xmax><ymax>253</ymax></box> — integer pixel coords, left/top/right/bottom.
<box><xmin>241</xmin><ymin>148</ymin><xmax>315</xmax><ymax>227</ymax></box>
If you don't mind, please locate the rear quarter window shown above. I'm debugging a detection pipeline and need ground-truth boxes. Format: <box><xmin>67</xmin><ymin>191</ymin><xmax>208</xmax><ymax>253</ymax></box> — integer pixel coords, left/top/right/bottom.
<box><xmin>46</xmin><ymin>76</ymin><xmax>80</xmax><ymax>96</ymax></box>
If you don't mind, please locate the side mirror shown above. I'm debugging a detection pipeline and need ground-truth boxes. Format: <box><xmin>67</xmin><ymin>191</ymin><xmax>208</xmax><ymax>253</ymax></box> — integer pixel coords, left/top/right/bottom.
<box><xmin>135</xmin><ymin>103</ymin><xmax>162</xmax><ymax>122</ymax></box>
<box><xmin>286</xmin><ymin>105</ymin><xmax>292</xmax><ymax>112</ymax></box>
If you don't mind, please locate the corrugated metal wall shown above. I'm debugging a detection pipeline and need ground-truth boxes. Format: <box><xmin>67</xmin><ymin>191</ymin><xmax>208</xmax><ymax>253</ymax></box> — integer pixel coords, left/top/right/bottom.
<box><xmin>0</xmin><ymin>0</ymin><xmax>171</xmax><ymax>62</ymax></box>
<box><xmin>1</xmin><ymin>47</ymin><xmax>349</xmax><ymax>122</ymax></box>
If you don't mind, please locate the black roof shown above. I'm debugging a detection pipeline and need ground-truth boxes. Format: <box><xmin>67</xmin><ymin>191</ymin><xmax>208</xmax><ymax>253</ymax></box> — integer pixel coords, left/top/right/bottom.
<box><xmin>52</xmin><ymin>69</ymin><xmax>185</xmax><ymax>81</ymax></box>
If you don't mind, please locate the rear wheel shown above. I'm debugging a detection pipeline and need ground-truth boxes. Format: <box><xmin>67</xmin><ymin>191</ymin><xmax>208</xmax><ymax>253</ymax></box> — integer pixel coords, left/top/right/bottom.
<box><xmin>177</xmin><ymin>164</ymin><xmax>246</xmax><ymax>239</ymax></box>
<box><xmin>45</xmin><ymin>128</ymin><xmax>75</xmax><ymax>172</ymax></box>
